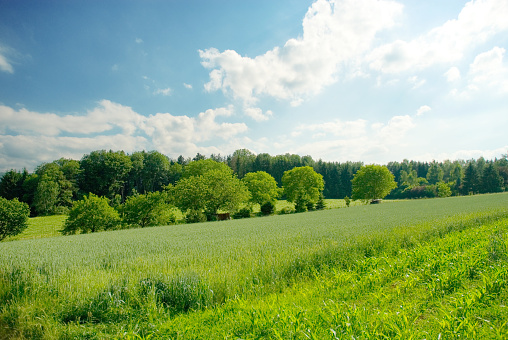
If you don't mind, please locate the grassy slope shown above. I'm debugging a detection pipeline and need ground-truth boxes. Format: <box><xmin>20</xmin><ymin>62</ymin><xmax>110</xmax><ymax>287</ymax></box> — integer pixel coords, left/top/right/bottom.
<box><xmin>1</xmin><ymin>193</ymin><xmax>507</xmax><ymax>338</ymax></box>
<box><xmin>2</xmin><ymin>199</ymin><xmax>357</xmax><ymax>242</ymax></box>
<box><xmin>159</xmin><ymin>217</ymin><xmax>508</xmax><ymax>339</ymax></box>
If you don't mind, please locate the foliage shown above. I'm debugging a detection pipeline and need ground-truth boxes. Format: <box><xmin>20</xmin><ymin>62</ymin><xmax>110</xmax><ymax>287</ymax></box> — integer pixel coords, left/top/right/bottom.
<box><xmin>315</xmin><ymin>193</ymin><xmax>326</xmax><ymax>210</ymax></box>
<box><xmin>62</xmin><ymin>193</ymin><xmax>120</xmax><ymax>234</ymax></box>
<box><xmin>79</xmin><ymin>150</ymin><xmax>133</xmax><ymax>199</ymax></box>
<box><xmin>0</xmin><ymin>197</ymin><xmax>30</xmax><ymax>241</ymax></box>
<box><xmin>352</xmin><ymin>165</ymin><xmax>397</xmax><ymax>202</ymax></box>
<box><xmin>437</xmin><ymin>181</ymin><xmax>452</xmax><ymax>198</ymax></box>
<box><xmin>173</xmin><ymin>165</ymin><xmax>250</xmax><ymax>221</ymax></box>
<box><xmin>121</xmin><ymin>191</ymin><xmax>172</xmax><ymax>228</ymax></box>
<box><xmin>182</xmin><ymin>159</ymin><xmax>231</xmax><ymax>178</ymax></box>
<box><xmin>233</xmin><ymin>207</ymin><xmax>252</xmax><ymax>219</ymax></box>
<box><xmin>1</xmin><ymin>194</ymin><xmax>508</xmax><ymax>338</ymax></box>
<box><xmin>242</xmin><ymin>171</ymin><xmax>282</xmax><ymax>207</ymax></box>
<box><xmin>0</xmin><ymin>169</ymin><xmax>26</xmax><ymax>200</ymax></box>
<box><xmin>481</xmin><ymin>163</ymin><xmax>504</xmax><ymax>193</ymax></box>
<box><xmin>33</xmin><ymin>175</ymin><xmax>59</xmax><ymax>215</ymax></box>
<box><xmin>282</xmin><ymin>166</ymin><xmax>324</xmax><ymax>211</ymax></box>
<box><xmin>260</xmin><ymin>201</ymin><xmax>275</xmax><ymax>215</ymax></box>
<box><xmin>461</xmin><ymin>162</ymin><xmax>480</xmax><ymax>195</ymax></box>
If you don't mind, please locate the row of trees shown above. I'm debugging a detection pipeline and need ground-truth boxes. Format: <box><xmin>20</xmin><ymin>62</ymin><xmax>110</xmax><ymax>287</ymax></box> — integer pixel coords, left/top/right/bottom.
<box><xmin>1</xmin><ymin>149</ymin><xmax>507</xmax><ymax>217</ymax></box>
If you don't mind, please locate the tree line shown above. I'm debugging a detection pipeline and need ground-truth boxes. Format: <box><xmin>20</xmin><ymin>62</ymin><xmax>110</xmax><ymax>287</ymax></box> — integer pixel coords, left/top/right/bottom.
<box><xmin>0</xmin><ymin>149</ymin><xmax>507</xmax><ymax>218</ymax></box>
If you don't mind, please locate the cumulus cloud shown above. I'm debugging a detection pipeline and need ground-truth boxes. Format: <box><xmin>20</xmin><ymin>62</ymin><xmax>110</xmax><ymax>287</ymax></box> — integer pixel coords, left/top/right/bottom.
<box><xmin>467</xmin><ymin>47</ymin><xmax>508</xmax><ymax>93</ymax></box>
<box><xmin>244</xmin><ymin>107</ymin><xmax>273</xmax><ymax>122</ymax></box>
<box><xmin>368</xmin><ymin>0</ymin><xmax>508</xmax><ymax>74</ymax></box>
<box><xmin>291</xmin><ymin>115</ymin><xmax>416</xmax><ymax>161</ymax></box>
<box><xmin>416</xmin><ymin>105</ymin><xmax>431</xmax><ymax>116</ymax></box>
<box><xmin>200</xmin><ymin>0</ymin><xmax>402</xmax><ymax>106</ymax></box>
<box><xmin>183</xmin><ymin>83</ymin><xmax>193</xmax><ymax>89</ymax></box>
<box><xmin>0</xmin><ymin>101</ymin><xmax>248</xmax><ymax>171</ymax></box>
<box><xmin>153</xmin><ymin>87</ymin><xmax>172</xmax><ymax>96</ymax></box>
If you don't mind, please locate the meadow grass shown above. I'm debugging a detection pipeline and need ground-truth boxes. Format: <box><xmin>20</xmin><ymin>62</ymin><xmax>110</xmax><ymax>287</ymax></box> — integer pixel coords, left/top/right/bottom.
<box><xmin>4</xmin><ymin>215</ymin><xmax>66</xmax><ymax>241</ymax></box>
<box><xmin>0</xmin><ymin>193</ymin><xmax>507</xmax><ymax>338</ymax></box>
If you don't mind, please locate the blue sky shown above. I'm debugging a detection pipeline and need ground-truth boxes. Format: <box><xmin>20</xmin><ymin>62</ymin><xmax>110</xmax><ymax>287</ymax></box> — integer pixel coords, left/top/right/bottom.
<box><xmin>0</xmin><ymin>0</ymin><xmax>507</xmax><ymax>172</ymax></box>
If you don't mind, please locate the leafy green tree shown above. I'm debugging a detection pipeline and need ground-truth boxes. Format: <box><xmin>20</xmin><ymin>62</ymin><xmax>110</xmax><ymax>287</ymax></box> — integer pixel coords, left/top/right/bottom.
<box><xmin>79</xmin><ymin>150</ymin><xmax>132</xmax><ymax>199</ymax></box>
<box><xmin>173</xmin><ymin>166</ymin><xmax>250</xmax><ymax>221</ymax></box>
<box><xmin>230</xmin><ymin>149</ymin><xmax>255</xmax><ymax>178</ymax></box>
<box><xmin>437</xmin><ymin>182</ymin><xmax>452</xmax><ymax>198</ymax></box>
<box><xmin>0</xmin><ymin>197</ymin><xmax>30</xmax><ymax>241</ymax></box>
<box><xmin>282</xmin><ymin>166</ymin><xmax>324</xmax><ymax>212</ymax></box>
<box><xmin>62</xmin><ymin>194</ymin><xmax>120</xmax><ymax>234</ymax></box>
<box><xmin>182</xmin><ymin>159</ymin><xmax>231</xmax><ymax>178</ymax></box>
<box><xmin>426</xmin><ymin>162</ymin><xmax>444</xmax><ymax>184</ymax></box>
<box><xmin>242</xmin><ymin>171</ymin><xmax>282</xmax><ymax>207</ymax></box>
<box><xmin>351</xmin><ymin>165</ymin><xmax>397</xmax><ymax>203</ymax></box>
<box><xmin>121</xmin><ymin>191</ymin><xmax>172</xmax><ymax>228</ymax></box>
<box><xmin>481</xmin><ymin>163</ymin><xmax>504</xmax><ymax>193</ymax></box>
<box><xmin>0</xmin><ymin>169</ymin><xmax>26</xmax><ymax>200</ymax></box>
<box><xmin>33</xmin><ymin>175</ymin><xmax>59</xmax><ymax>215</ymax></box>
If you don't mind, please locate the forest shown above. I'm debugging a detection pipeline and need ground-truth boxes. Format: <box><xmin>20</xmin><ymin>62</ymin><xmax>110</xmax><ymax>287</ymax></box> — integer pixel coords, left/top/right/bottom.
<box><xmin>0</xmin><ymin>148</ymin><xmax>507</xmax><ymax>218</ymax></box>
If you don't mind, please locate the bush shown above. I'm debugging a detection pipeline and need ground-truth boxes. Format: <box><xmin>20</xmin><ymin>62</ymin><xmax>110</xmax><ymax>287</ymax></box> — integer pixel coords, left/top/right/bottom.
<box><xmin>121</xmin><ymin>191</ymin><xmax>170</xmax><ymax>228</ymax></box>
<box><xmin>186</xmin><ymin>210</ymin><xmax>207</xmax><ymax>224</ymax></box>
<box><xmin>315</xmin><ymin>195</ymin><xmax>326</xmax><ymax>210</ymax></box>
<box><xmin>279</xmin><ymin>206</ymin><xmax>295</xmax><ymax>215</ymax></box>
<box><xmin>260</xmin><ymin>201</ymin><xmax>275</xmax><ymax>215</ymax></box>
<box><xmin>233</xmin><ymin>207</ymin><xmax>251</xmax><ymax>219</ymax></box>
<box><xmin>61</xmin><ymin>194</ymin><xmax>120</xmax><ymax>234</ymax></box>
<box><xmin>0</xmin><ymin>197</ymin><xmax>30</xmax><ymax>241</ymax></box>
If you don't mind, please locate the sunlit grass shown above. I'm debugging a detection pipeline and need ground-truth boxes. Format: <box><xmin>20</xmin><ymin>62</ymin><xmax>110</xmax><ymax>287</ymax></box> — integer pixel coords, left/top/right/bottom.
<box><xmin>1</xmin><ymin>193</ymin><xmax>507</xmax><ymax>338</ymax></box>
<box><xmin>4</xmin><ymin>214</ymin><xmax>66</xmax><ymax>241</ymax></box>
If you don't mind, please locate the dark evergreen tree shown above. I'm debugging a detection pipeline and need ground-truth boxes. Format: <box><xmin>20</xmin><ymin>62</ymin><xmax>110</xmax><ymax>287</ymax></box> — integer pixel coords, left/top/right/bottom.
<box><xmin>480</xmin><ymin>163</ymin><xmax>504</xmax><ymax>193</ymax></box>
<box><xmin>461</xmin><ymin>162</ymin><xmax>480</xmax><ymax>195</ymax></box>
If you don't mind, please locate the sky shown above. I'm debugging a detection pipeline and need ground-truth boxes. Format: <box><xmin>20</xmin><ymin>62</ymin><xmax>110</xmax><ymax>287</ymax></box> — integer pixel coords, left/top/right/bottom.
<box><xmin>0</xmin><ymin>0</ymin><xmax>507</xmax><ymax>172</ymax></box>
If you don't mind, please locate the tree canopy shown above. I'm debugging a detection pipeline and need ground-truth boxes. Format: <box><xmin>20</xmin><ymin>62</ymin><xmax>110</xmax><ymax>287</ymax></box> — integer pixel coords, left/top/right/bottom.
<box><xmin>351</xmin><ymin>165</ymin><xmax>397</xmax><ymax>202</ymax></box>
<box><xmin>62</xmin><ymin>194</ymin><xmax>120</xmax><ymax>234</ymax></box>
<box><xmin>282</xmin><ymin>166</ymin><xmax>324</xmax><ymax>212</ymax></box>
<box><xmin>0</xmin><ymin>197</ymin><xmax>30</xmax><ymax>241</ymax></box>
<box><xmin>242</xmin><ymin>171</ymin><xmax>282</xmax><ymax>206</ymax></box>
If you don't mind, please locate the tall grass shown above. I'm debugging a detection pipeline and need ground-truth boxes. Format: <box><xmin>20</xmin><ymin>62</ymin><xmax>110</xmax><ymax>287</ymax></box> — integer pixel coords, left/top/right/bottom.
<box><xmin>0</xmin><ymin>193</ymin><xmax>507</xmax><ymax>338</ymax></box>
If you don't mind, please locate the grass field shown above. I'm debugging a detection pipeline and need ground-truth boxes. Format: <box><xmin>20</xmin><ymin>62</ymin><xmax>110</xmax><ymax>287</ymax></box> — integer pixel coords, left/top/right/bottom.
<box><xmin>1</xmin><ymin>193</ymin><xmax>508</xmax><ymax>338</ymax></box>
<box><xmin>3</xmin><ymin>199</ymin><xmax>358</xmax><ymax>242</ymax></box>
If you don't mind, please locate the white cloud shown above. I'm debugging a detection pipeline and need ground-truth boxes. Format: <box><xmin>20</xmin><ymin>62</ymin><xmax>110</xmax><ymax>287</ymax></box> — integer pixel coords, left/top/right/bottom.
<box><xmin>135</xmin><ymin>38</ymin><xmax>143</xmax><ymax>44</ymax></box>
<box><xmin>244</xmin><ymin>107</ymin><xmax>273</xmax><ymax>122</ymax></box>
<box><xmin>416</xmin><ymin>105</ymin><xmax>431</xmax><ymax>116</ymax></box>
<box><xmin>467</xmin><ymin>47</ymin><xmax>508</xmax><ymax>93</ymax></box>
<box><xmin>368</xmin><ymin>0</ymin><xmax>508</xmax><ymax>73</ymax></box>
<box><xmin>408</xmin><ymin>75</ymin><xmax>426</xmax><ymax>89</ymax></box>
<box><xmin>200</xmin><ymin>0</ymin><xmax>402</xmax><ymax>105</ymax></box>
<box><xmin>0</xmin><ymin>101</ymin><xmax>248</xmax><ymax>171</ymax></box>
<box><xmin>444</xmin><ymin>67</ymin><xmax>461</xmax><ymax>82</ymax></box>
<box><xmin>154</xmin><ymin>87</ymin><xmax>172</xmax><ymax>96</ymax></box>
<box><xmin>0</xmin><ymin>47</ymin><xmax>14</xmax><ymax>73</ymax></box>
<box><xmin>290</xmin><ymin>115</ymin><xmax>416</xmax><ymax>162</ymax></box>
<box><xmin>183</xmin><ymin>83</ymin><xmax>193</xmax><ymax>89</ymax></box>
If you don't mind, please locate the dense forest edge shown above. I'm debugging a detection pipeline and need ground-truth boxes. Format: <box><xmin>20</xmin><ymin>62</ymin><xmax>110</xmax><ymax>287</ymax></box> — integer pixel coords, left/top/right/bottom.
<box><xmin>1</xmin><ymin>149</ymin><xmax>506</xmax><ymax>221</ymax></box>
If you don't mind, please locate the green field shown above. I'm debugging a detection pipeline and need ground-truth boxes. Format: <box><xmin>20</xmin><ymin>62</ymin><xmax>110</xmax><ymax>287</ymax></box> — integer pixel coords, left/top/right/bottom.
<box><xmin>1</xmin><ymin>193</ymin><xmax>508</xmax><ymax>338</ymax></box>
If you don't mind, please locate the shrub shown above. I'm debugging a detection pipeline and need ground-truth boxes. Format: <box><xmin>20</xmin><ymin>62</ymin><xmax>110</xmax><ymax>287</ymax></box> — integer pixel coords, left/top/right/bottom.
<box><xmin>0</xmin><ymin>197</ymin><xmax>30</xmax><ymax>241</ymax></box>
<box><xmin>315</xmin><ymin>194</ymin><xmax>326</xmax><ymax>210</ymax></box>
<box><xmin>186</xmin><ymin>210</ymin><xmax>207</xmax><ymax>224</ymax></box>
<box><xmin>279</xmin><ymin>206</ymin><xmax>295</xmax><ymax>215</ymax></box>
<box><xmin>61</xmin><ymin>194</ymin><xmax>120</xmax><ymax>234</ymax></box>
<box><xmin>233</xmin><ymin>207</ymin><xmax>251</xmax><ymax>219</ymax></box>
<box><xmin>121</xmin><ymin>191</ymin><xmax>170</xmax><ymax>228</ymax></box>
<box><xmin>260</xmin><ymin>201</ymin><xmax>275</xmax><ymax>215</ymax></box>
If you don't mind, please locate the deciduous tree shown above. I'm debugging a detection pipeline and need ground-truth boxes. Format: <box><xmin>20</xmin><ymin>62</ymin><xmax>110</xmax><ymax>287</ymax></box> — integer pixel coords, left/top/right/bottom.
<box><xmin>242</xmin><ymin>171</ymin><xmax>282</xmax><ymax>207</ymax></box>
<box><xmin>351</xmin><ymin>165</ymin><xmax>397</xmax><ymax>203</ymax></box>
<box><xmin>0</xmin><ymin>197</ymin><xmax>30</xmax><ymax>241</ymax></box>
<box><xmin>62</xmin><ymin>194</ymin><xmax>120</xmax><ymax>234</ymax></box>
<box><xmin>282</xmin><ymin>166</ymin><xmax>324</xmax><ymax>212</ymax></box>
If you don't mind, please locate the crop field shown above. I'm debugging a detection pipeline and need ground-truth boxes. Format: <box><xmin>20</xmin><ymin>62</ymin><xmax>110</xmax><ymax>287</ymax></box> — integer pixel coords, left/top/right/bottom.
<box><xmin>1</xmin><ymin>193</ymin><xmax>508</xmax><ymax>338</ymax></box>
